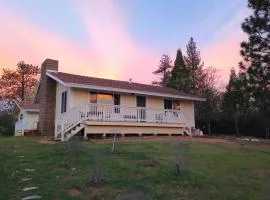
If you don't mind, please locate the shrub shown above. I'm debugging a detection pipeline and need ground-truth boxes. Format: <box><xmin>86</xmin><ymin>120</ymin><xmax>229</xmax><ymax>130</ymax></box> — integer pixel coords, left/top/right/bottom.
<box><xmin>0</xmin><ymin>112</ymin><xmax>14</xmax><ymax>136</ymax></box>
<box><xmin>89</xmin><ymin>165</ymin><xmax>104</xmax><ymax>187</ymax></box>
<box><xmin>172</xmin><ymin>142</ymin><xmax>190</xmax><ymax>176</ymax></box>
<box><xmin>63</xmin><ymin>135</ymin><xmax>83</xmax><ymax>168</ymax></box>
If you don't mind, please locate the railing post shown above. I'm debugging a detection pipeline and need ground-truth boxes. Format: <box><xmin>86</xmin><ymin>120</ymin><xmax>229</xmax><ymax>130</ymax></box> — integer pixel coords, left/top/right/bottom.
<box><xmin>61</xmin><ymin>121</ymin><xmax>64</xmax><ymax>141</ymax></box>
<box><xmin>102</xmin><ymin>105</ymin><xmax>105</xmax><ymax>121</ymax></box>
<box><xmin>137</xmin><ymin>108</ymin><xmax>139</xmax><ymax>122</ymax></box>
<box><xmin>54</xmin><ymin>120</ymin><xmax>57</xmax><ymax>139</ymax></box>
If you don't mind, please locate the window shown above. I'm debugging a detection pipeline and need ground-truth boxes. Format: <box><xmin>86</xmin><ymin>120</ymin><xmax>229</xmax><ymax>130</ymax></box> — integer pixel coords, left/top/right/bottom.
<box><xmin>97</xmin><ymin>93</ymin><xmax>113</xmax><ymax>105</ymax></box>
<box><xmin>164</xmin><ymin>99</ymin><xmax>172</xmax><ymax>109</ymax></box>
<box><xmin>164</xmin><ymin>99</ymin><xmax>180</xmax><ymax>110</ymax></box>
<box><xmin>136</xmin><ymin>96</ymin><xmax>146</xmax><ymax>107</ymax></box>
<box><xmin>89</xmin><ymin>92</ymin><xmax>97</xmax><ymax>104</ymax></box>
<box><xmin>173</xmin><ymin>100</ymin><xmax>180</xmax><ymax>110</ymax></box>
<box><xmin>136</xmin><ymin>96</ymin><xmax>146</xmax><ymax>120</ymax></box>
<box><xmin>19</xmin><ymin>114</ymin><xmax>23</xmax><ymax>121</ymax></box>
<box><xmin>61</xmin><ymin>91</ymin><xmax>67</xmax><ymax>113</ymax></box>
<box><xmin>89</xmin><ymin>92</ymin><xmax>120</xmax><ymax>106</ymax></box>
<box><xmin>114</xmin><ymin>94</ymin><xmax>120</xmax><ymax>105</ymax></box>
<box><xmin>114</xmin><ymin>94</ymin><xmax>120</xmax><ymax>113</ymax></box>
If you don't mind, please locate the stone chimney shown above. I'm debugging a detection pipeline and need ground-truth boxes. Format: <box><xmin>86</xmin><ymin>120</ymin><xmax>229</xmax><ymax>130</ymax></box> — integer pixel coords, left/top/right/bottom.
<box><xmin>38</xmin><ymin>59</ymin><xmax>58</xmax><ymax>135</ymax></box>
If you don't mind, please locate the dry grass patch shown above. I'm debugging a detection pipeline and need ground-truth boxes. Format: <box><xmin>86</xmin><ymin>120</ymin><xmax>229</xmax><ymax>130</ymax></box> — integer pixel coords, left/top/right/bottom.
<box><xmin>68</xmin><ymin>188</ymin><xmax>81</xmax><ymax>197</ymax></box>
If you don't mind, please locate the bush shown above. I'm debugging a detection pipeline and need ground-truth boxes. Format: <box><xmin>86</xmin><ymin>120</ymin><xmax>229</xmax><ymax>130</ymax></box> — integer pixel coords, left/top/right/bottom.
<box><xmin>89</xmin><ymin>165</ymin><xmax>104</xmax><ymax>187</ymax></box>
<box><xmin>172</xmin><ymin>142</ymin><xmax>190</xmax><ymax>176</ymax></box>
<box><xmin>0</xmin><ymin>112</ymin><xmax>14</xmax><ymax>136</ymax></box>
<box><xmin>63</xmin><ymin>136</ymin><xmax>83</xmax><ymax>168</ymax></box>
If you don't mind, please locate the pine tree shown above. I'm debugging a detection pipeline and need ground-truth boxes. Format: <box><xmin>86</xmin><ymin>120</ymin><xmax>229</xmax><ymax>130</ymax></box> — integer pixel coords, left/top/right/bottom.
<box><xmin>223</xmin><ymin>68</ymin><xmax>250</xmax><ymax>136</ymax></box>
<box><xmin>184</xmin><ymin>37</ymin><xmax>205</xmax><ymax>94</ymax></box>
<box><xmin>239</xmin><ymin>0</ymin><xmax>270</xmax><ymax>115</ymax></box>
<box><xmin>152</xmin><ymin>54</ymin><xmax>172</xmax><ymax>87</ymax></box>
<box><xmin>169</xmin><ymin>49</ymin><xmax>191</xmax><ymax>92</ymax></box>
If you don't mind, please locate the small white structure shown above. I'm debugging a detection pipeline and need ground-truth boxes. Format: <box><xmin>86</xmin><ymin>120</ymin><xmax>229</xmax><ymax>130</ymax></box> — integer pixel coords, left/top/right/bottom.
<box><xmin>13</xmin><ymin>102</ymin><xmax>39</xmax><ymax>136</ymax></box>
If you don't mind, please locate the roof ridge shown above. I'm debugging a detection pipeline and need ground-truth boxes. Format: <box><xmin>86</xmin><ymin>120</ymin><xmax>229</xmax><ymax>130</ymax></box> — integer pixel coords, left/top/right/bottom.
<box><xmin>50</xmin><ymin>71</ymin><xmax>185</xmax><ymax>91</ymax></box>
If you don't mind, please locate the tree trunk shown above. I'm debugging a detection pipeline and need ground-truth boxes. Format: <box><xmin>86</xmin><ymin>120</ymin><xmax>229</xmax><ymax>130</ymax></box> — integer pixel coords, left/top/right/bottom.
<box><xmin>234</xmin><ymin>115</ymin><xmax>240</xmax><ymax>137</ymax></box>
<box><xmin>207</xmin><ymin>122</ymin><xmax>211</xmax><ymax>135</ymax></box>
<box><xmin>21</xmin><ymin>74</ymin><xmax>25</xmax><ymax>101</ymax></box>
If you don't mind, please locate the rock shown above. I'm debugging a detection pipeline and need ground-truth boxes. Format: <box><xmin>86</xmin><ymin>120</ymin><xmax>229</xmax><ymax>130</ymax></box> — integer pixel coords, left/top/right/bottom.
<box><xmin>25</xmin><ymin>168</ymin><xmax>35</xmax><ymax>172</ymax></box>
<box><xmin>251</xmin><ymin>138</ymin><xmax>259</xmax><ymax>142</ymax></box>
<box><xmin>22</xmin><ymin>195</ymin><xmax>42</xmax><ymax>200</ymax></box>
<box><xmin>21</xmin><ymin>178</ymin><xmax>32</xmax><ymax>182</ymax></box>
<box><xmin>22</xmin><ymin>187</ymin><xmax>38</xmax><ymax>192</ymax></box>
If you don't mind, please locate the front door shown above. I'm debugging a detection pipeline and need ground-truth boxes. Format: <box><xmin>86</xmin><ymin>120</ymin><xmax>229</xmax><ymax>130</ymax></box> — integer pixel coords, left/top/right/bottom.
<box><xmin>136</xmin><ymin>96</ymin><xmax>146</xmax><ymax>121</ymax></box>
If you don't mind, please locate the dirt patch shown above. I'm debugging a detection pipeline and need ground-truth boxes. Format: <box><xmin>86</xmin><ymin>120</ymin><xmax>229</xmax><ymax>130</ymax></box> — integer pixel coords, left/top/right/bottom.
<box><xmin>115</xmin><ymin>190</ymin><xmax>149</xmax><ymax>200</ymax></box>
<box><xmin>137</xmin><ymin>159</ymin><xmax>159</xmax><ymax>167</ymax></box>
<box><xmin>62</xmin><ymin>176</ymin><xmax>82</xmax><ymax>183</ymax></box>
<box><xmin>93</xmin><ymin>136</ymin><xmax>270</xmax><ymax>148</ymax></box>
<box><xmin>252</xmin><ymin>169</ymin><xmax>270</xmax><ymax>177</ymax></box>
<box><xmin>37</xmin><ymin>139</ymin><xmax>56</xmax><ymax>145</ymax></box>
<box><xmin>68</xmin><ymin>188</ymin><xmax>81</xmax><ymax>197</ymax></box>
<box><xmin>86</xmin><ymin>187</ymin><xmax>119</xmax><ymax>199</ymax></box>
<box><xmin>93</xmin><ymin>136</ymin><xmax>235</xmax><ymax>145</ymax></box>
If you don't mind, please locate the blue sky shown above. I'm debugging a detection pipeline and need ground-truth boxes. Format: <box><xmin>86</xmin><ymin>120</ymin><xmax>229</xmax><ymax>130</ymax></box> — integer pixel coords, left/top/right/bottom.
<box><xmin>0</xmin><ymin>0</ymin><xmax>248</xmax><ymax>85</ymax></box>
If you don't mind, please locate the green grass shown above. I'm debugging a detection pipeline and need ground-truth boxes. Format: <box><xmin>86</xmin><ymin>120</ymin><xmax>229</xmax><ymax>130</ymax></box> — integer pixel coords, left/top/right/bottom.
<box><xmin>0</xmin><ymin>137</ymin><xmax>270</xmax><ymax>200</ymax></box>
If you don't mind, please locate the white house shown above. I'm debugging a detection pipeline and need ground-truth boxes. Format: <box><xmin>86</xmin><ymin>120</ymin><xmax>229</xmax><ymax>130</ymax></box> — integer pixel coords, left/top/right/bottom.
<box><xmin>16</xmin><ymin>59</ymin><xmax>204</xmax><ymax>141</ymax></box>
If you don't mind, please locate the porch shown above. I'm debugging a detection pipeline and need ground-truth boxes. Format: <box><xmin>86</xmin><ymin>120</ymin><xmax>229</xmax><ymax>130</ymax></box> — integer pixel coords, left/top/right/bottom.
<box><xmin>55</xmin><ymin>103</ymin><xmax>188</xmax><ymax>140</ymax></box>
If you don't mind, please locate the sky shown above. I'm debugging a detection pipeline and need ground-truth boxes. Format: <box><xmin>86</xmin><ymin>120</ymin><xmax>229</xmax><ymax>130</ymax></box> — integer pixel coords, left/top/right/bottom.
<box><xmin>0</xmin><ymin>0</ymin><xmax>249</xmax><ymax>86</ymax></box>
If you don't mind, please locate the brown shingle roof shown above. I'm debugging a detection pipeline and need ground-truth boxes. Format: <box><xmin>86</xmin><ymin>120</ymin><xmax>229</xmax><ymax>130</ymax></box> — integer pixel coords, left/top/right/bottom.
<box><xmin>48</xmin><ymin>71</ymin><xmax>203</xmax><ymax>100</ymax></box>
<box><xmin>19</xmin><ymin>103</ymin><xmax>39</xmax><ymax>110</ymax></box>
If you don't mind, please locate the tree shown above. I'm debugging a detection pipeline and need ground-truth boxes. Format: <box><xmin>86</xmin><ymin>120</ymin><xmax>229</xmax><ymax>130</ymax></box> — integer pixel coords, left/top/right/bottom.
<box><xmin>196</xmin><ymin>87</ymin><xmax>221</xmax><ymax>134</ymax></box>
<box><xmin>0</xmin><ymin>61</ymin><xmax>39</xmax><ymax>104</ymax></box>
<box><xmin>223</xmin><ymin>68</ymin><xmax>250</xmax><ymax>136</ymax></box>
<box><xmin>152</xmin><ymin>54</ymin><xmax>172</xmax><ymax>87</ymax></box>
<box><xmin>169</xmin><ymin>49</ymin><xmax>192</xmax><ymax>92</ymax></box>
<box><xmin>184</xmin><ymin>37</ymin><xmax>205</xmax><ymax>94</ymax></box>
<box><xmin>239</xmin><ymin>0</ymin><xmax>270</xmax><ymax>115</ymax></box>
<box><xmin>194</xmin><ymin>67</ymin><xmax>221</xmax><ymax>134</ymax></box>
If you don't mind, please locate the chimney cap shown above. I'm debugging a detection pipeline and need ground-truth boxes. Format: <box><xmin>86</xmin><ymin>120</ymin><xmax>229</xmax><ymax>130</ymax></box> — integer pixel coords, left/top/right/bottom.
<box><xmin>41</xmin><ymin>58</ymin><xmax>58</xmax><ymax>72</ymax></box>
<box><xmin>43</xmin><ymin>58</ymin><xmax>58</xmax><ymax>65</ymax></box>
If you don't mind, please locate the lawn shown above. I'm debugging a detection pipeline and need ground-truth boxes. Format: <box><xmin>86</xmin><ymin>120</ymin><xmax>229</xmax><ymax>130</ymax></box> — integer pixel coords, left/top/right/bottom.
<box><xmin>0</xmin><ymin>137</ymin><xmax>269</xmax><ymax>200</ymax></box>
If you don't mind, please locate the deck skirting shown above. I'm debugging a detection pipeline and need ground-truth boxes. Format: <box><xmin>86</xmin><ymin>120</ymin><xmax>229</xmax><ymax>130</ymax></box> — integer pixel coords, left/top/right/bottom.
<box><xmin>84</xmin><ymin>122</ymin><xmax>184</xmax><ymax>136</ymax></box>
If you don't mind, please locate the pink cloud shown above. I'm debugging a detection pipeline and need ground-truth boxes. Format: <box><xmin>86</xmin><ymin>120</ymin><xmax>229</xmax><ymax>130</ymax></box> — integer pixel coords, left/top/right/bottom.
<box><xmin>0</xmin><ymin>1</ymin><xmax>249</xmax><ymax>87</ymax></box>
<box><xmin>201</xmin><ymin>8</ymin><xmax>248</xmax><ymax>85</ymax></box>
<box><xmin>201</xmin><ymin>36</ymin><xmax>243</xmax><ymax>85</ymax></box>
<box><xmin>0</xmin><ymin>1</ymin><xmax>160</xmax><ymax>84</ymax></box>
<box><xmin>77</xmin><ymin>0</ymin><xmax>160</xmax><ymax>83</ymax></box>
<box><xmin>0</xmin><ymin>11</ymin><xmax>104</xmax><ymax>78</ymax></box>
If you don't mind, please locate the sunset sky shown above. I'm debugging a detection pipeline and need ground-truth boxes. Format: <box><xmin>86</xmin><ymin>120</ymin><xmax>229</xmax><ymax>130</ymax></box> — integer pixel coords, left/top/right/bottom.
<box><xmin>0</xmin><ymin>0</ymin><xmax>249</xmax><ymax>86</ymax></box>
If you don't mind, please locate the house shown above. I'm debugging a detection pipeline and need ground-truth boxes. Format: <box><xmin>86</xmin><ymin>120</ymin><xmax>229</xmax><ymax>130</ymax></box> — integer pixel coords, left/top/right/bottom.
<box><xmin>19</xmin><ymin>59</ymin><xmax>204</xmax><ymax>141</ymax></box>
<box><xmin>13</xmin><ymin>102</ymin><xmax>39</xmax><ymax>136</ymax></box>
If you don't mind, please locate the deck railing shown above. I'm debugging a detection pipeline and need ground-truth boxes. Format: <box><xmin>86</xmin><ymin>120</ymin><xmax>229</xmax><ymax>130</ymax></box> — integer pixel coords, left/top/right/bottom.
<box><xmin>55</xmin><ymin>103</ymin><xmax>185</xmax><ymax>139</ymax></box>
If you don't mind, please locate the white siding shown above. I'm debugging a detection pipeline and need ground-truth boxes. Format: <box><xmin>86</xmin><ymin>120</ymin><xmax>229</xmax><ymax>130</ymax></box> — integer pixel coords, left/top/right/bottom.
<box><xmin>180</xmin><ymin>100</ymin><xmax>195</xmax><ymax>127</ymax></box>
<box><xmin>60</xmin><ymin>87</ymin><xmax>195</xmax><ymax>127</ymax></box>
<box><xmin>14</xmin><ymin>110</ymin><xmax>39</xmax><ymax>136</ymax></box>
<box><xmin>55</xmin><ymin>82</ymin><xmax>69</xmax><ymax>120</ymax></box>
